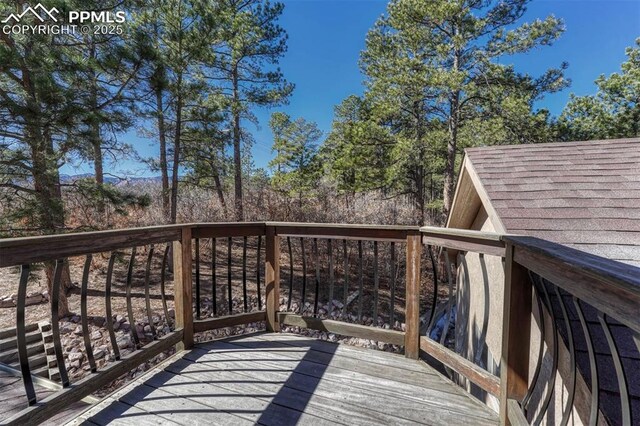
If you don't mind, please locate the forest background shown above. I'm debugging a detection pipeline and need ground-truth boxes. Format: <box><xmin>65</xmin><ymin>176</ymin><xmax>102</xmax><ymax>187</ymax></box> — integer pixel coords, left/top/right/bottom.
<box><xmin>1</xmin><ymin>0</ymin><xmax>639</xmax><ymax>238</ymax></box>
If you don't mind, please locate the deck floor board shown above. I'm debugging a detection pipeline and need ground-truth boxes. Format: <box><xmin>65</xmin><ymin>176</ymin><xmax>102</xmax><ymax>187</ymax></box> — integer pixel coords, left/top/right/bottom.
<box><xmin>70</xmin><ymin>332</ymin><xmax>499</xmax><ymax>426</ymax></box>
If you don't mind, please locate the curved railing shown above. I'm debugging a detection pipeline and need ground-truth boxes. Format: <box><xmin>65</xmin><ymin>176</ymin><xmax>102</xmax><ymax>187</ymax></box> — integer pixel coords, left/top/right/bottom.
<box><xmin>0</xmin><ymin>222</ymin><xmax>638</xmax><ymax>425</ymax></box>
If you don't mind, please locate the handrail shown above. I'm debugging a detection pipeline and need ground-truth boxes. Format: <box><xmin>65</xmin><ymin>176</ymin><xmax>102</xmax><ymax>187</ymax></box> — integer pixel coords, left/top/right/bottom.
<box><xmin>506</xmin><ymin>235</ymin><xmax>640</xmax><ymax>333</ymax></box>
<box><xmin>420</xmin><ymin>226</ymin><xmax>506</xmax><ymax>257</ymax></box>
<box><xmin>1</xmin><ymin>222</ymin><xmax>639</xmax><ymax>426</ymax></box>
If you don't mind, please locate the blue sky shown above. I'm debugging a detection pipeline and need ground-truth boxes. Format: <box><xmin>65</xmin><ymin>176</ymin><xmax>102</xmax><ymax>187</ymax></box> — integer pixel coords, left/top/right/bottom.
<box><xmin>62</xmin><ymin>0</ymin><xmax>640</xmax><ymax>177</ymax></box>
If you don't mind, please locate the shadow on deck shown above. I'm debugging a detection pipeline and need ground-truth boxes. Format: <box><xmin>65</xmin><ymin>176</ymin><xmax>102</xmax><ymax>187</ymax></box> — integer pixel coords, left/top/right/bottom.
<box><xmin>69</xmin><ymin>332</ymin><xmax>498</xmax><ymax>425</ymax></box>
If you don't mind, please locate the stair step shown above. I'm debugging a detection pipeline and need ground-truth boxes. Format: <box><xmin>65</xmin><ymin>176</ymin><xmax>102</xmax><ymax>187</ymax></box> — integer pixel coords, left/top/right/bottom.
<box><xmin>48</xmin><ymin>367</ymin><xmax>61</xmax><ymax>381</ymax></box>
<box><xmin>0</xmin><ymin>330</ymin><xmax>42</xmax><ymax>351</ymax></box>
<box><xmin>38</xmin><ymin>322</ymin><xmax>51</xmax><ymax>333</ymax></box>
<box><xmin>0</xmin><ymin>324</ymin><xmax>39</xmax><ymax>340</ymax></box>
<box><xmin>0</xmin><ymin>341</ymin><xmax>45</xmax><ymax>364</ymax></box>
<box><xmin>9</xmin><ymin>353</ymin><xmax>47</xmax><ymax>371</ymax></box>
<box><xmin>31</xmin><ymin>365</ymin><xmax>51</xmax><ymax>379</ymax></box>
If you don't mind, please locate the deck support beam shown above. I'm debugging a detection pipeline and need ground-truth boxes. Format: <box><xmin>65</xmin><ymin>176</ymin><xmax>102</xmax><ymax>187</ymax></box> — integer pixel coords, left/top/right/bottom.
<box><xmin>174</xmin><ymin>226</ymin><xmax>194</xmax><ymax>350</ymax></box>
<box><xmin>499</xmin><ymin>243</ymin><xmax>532</xmax><ymax>425</ymax></box>
<box><xmin>404</xmin><ymin>234</ymin><xmax>421</xmax><ymax>359</ymax></box>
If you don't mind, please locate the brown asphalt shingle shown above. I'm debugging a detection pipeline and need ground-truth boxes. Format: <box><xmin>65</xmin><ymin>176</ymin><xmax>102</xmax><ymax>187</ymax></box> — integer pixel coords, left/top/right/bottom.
<box><xmin>465</xmin><ymin>138</ymin><xmax>640</xmax><ymax>266</ymax></box>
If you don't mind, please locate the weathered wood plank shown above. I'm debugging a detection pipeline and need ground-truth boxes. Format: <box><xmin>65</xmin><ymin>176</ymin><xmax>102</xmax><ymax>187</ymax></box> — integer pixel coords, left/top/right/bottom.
<box><xmin>506</xmin><ymin>399</ymin><xmax>529</xmax><ymax>426</ymax></box>
<box><xmin>81</xmin><ymin>400</ymin><xmax>178</xmax><ymax>426</ymax></box>
<box><xmin>174</xmin><ymin>228</ymin><xmax>193</xmax><ymax>350</ymax></box>
<box><xmin>405</xmin><ymin>235</ymin><xmax>421</xmax><ymax>359</ymax></box>
<box><xmin>0</xmin><ymin>227</ymin><xmax>182</xmax><ymax>267</ymax></box>
<box><xmin>193</xmin><ymin>311</ymin><xmax>266</xmax><ymax>333</ymax></box>
<box><xmin>499</xmin><ymin>242</ymin><xmax>532</xmax><ymax>425</ymax></box>
<box><xmin>192</xmin><ymin>340</ymin><xmax>467</xmax><ymax>399</ymax></box>
<box><xmin>3</xmin><ymin>330</ymin><xmax>183</xmax><ymax>426</ymax></box>
<box><xmin>191</xmin><ymin>224</ymin><xmax>266</xmax><ymax>239</ymax></box>
<box><xmin>117</xmin><ymin>384</ymin><xmax>252</xmax><ymax>426</ymax></box>
<box><xmin>248</xmin><ymin>332</ymin><xmax>431</xmax><ymax>374</ymax></box>
<box><xmin>278</xmin><ymin>313</ymin><xmax>405</xmax><ymax>346</ymax></box>
<box><xmin>178</xmin><ymin>342</ymin><xmax>498</xmax><ymax>423</ymax></box>
<box><xmin>419</xmin><ymin>336</ymin><xmax>500</xmax><ymax>397</ymax></box>
<box><xmin>269</xmin><ymin>222</ymin><xmax>419</xmax><ymax>242</ymax></box>
<box><xmin>420</xmin><ymin>226</ymin><xmax>505</xmax><ymax>257</ymax></box>
<box><xmin>507</xmin><ymin>235</ymin><xmax>640</xmax><ymax>334</ymax></box>
<box><xmin>143</xmin><ymin>370</ymin><xmax>352</xmax><ymax>426</ymax></box>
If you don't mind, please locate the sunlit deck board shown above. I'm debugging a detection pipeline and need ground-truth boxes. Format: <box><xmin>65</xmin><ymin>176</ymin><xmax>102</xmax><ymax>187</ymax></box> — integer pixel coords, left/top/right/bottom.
<box><xmin>69</xmin><ymin>332</ymin><xmax>499</xmax><ymax>426</ymax></box>
<box><xmin>0</xmin><ymin>369</ymin><xmax>90</xmax><ymax>425</ymax></box>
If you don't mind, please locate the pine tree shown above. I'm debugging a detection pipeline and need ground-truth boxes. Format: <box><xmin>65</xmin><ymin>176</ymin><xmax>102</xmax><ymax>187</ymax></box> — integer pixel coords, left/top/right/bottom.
<box><xmin>208</xmin><ymin>0</ymin><xmax>293</xmax><ymax>221</ymax></box>
<box><xmin>269</xmin><ymin>112</ymin><xmax>322</xmax><ymax>209</ymax></box>
<box><xmin>359</xmin><ymin>0</ymin><xmax>568</xmax><ymax>221</ymax></box>
<box><xmin>560</xmin><ymin>38</ymin><xmax>640</xmax><ymax>140</ymax></box>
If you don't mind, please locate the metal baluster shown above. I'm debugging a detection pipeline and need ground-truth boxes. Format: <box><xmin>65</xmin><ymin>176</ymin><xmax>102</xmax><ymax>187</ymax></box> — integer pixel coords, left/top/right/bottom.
<box><xmin>522</xmin><ymin>274</ymin><xmax>546</xmax><ymax>412</ymax></box>
<box><xmin>440</xmin><ymin>249</ymin><xmax>454</xmax><ymax>346</ymax></box>
<box><xmin>256</xmin><ymin>235</ymin><xmax>262</xmax><ymax>310</ymax></box>
<box><xmin>195</xmin><ymin>238</ymin><xmax>200</xmax><ymax>319</ymax></box>
<box><xmin>51</xmin><ymin>259</ymin><xmax>70</xmax><ymax>387</ymax></box>
<box><xmin>160</xmin><ymin>245</ymin><xmax>171</xmax><ymax>326</ymax></box>
<box><xmin>287</xmin><ymin>237</ymin><xmax>293</xmax><ymax>311</ymax></box>
<box><xmin>227</xmin><ymin>237</ymin><xmax>233</xmax><ymax>314</ymax></box>
<box><xmin>211</xmin><ymin>239</ymin><xmax>217</xmax><ymax>316</ymax></box>
<box><xmin>534</xmin><ymin>277</ymin><xmax>558</xmax><ymax>426</ymax></box>
<box><xmin>242</xmin><ymin>236</ymin><xmax>248</xmax><ymax>312</ymax></box>
<box><xmin>105</xmin><ymin>252</ymin><xmax>120</xmax><ymax>360</ymax></box>
<box><xmin>126</xmin><ymin>248</ymin><xmax>140</xmax><ymax>348</ymax></box>
<box><xmin>425</xmin><ymin>245</ymin><xmax>439</xmax><ymax>333</ymax></box>
<box><xmin>328</xmin><ymin>240</ymin><xmax>334</xmax><ymax>314</ymax></box>
<box><xmin>357</xmin><ymin>240</ymin><xmax>363</xmax><ymax>322</ymax></box>
<box><xmin>556</xmin><ymin>287</ymin><xmax>576</xmax><ymax>426</ymax></box>
<box><xmin>574</xmin><ymin>297</ymin><xmax>599</xmax><ymax>426</ymax></box>
<box><xmin>144</xmin><ymin>246</ymin><xmax>157</xmax><ymax>340</ymax></box>
<box><xmin>474</xmin><ymin>253</ymin><xmax>489</xmax><ymax>365</ymax></box>
<box><xmin>313</xmin><ymin>238</ymin><xmax>320</xmax><ymax>316</ymax></box>
<box><xmin>598</xmin><ymin>312</ymin><xmax>631</xmax><ymax>425</ymax></box>
<box><xmin>81</xmin><ymin>255</ymin><xmax>96</xmax><ymax>372</ymax></box>
<box><xmin>390</xmin><ymin>242</ymin><xmax>396</xmax><ymax>326</ymax></box>
<box><xmin>372</xmin><ymin>241</ymin><xmax>379</xmax><ymax>324</ymax></box>
<box><xmin>300</xmin><ymin>237</ymin><xmax>307</xmax><ymax>314</ymax></box>
<box><xmin>342</xmin><ymin>239</ymin><xmax>349</xmax><ymax>318</ymax></box>
<box><xmin>16</xmin><ymin>264</ymin><xmax>36</xmax><ymax>404</ymax></box>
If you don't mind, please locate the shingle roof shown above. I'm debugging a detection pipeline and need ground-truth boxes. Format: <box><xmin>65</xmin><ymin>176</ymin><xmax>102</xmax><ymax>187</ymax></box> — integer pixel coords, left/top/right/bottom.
<box><xmin>465</xmin><ymin>138</ymin><xmax>640</xmax><ymax>267</ymax></box>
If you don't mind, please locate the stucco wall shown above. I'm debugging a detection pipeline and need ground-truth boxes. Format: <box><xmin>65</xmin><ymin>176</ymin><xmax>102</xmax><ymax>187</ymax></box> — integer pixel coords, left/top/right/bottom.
<box><xmin>454</xmin><ymin>208</ymin><xmax>596</xmax><ymax>424</ymax></box>
<box><xmin>455</xmin><ymin>206</ymin><xmax>503</xmax><ymax>412</ymax></box>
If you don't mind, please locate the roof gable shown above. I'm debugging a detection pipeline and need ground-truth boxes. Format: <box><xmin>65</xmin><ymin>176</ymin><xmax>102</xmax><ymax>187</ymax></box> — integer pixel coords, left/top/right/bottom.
<box><xmin>448</xmin><ymin>138</ymin><xmax>640</xmax><ymax>266</ymax></box>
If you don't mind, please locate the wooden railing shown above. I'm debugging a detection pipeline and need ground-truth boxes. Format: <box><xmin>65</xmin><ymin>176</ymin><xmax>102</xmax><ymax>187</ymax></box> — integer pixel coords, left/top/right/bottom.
<box><xmin>0</xmin><ymin>222</ymin><xmax>638</xmax><ymax>425</ymax></box>
<box><xmin>501</xmin><ymin>236</ymin><xmax>640</xmax><ymax>426</ymax></box>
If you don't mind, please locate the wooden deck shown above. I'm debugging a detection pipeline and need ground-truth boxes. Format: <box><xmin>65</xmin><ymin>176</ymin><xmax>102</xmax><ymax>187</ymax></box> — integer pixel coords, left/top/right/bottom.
<box><xmin>69</xmin><ymin>332</ymin><xmax>499</xmax><ymax>426</ymax></box>
<box><xmin>0</xmin><ymin>369</ymin><xmax>90</xmax><ymax>424</ymax></box>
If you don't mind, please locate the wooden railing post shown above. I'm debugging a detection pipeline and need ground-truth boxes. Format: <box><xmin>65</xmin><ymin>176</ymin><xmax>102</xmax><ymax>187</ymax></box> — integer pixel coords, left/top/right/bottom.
<box><xmin>265</xmin><ymin>226</ymin><xmax>280</xmax><ymax>332</ymax></box>
<box><xmin>405</xmin><ymin>233</ymin><xmax>421</xmax><ymax>359</ymax></box>
<box><xmin>174</xmin><ymin>226</ymin><xmax>194</xmax><ymax>350</ymax></box>
<box><xmin>499</xmin><ymin>242</ymin><xmax>532</xmax><ymax>425</ymax></box>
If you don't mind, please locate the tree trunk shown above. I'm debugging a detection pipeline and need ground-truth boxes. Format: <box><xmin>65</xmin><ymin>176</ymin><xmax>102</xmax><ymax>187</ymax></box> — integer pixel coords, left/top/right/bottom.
<box><xmin>212</xmin><ymin>170</ymin><xmax>227</xmax><ymax>215</ymax></box>
<box><xmin>232</xmin><ymin>64</ymin><xmax>244</xmax><ymax>221</ymax></box>
<box><xmin>91</xmin><ymin>122</ymin><xmax>105</xmax><ymax>215</ymax></box>
<box><xmin>170</xmin><ymin>73</ymin><xmax>182</xmax><ymax>224</ymax></box>
<box><xmin>443</xmin><ymin>99</ymin><xmax>458</xmax><ymax>221</ymax></box>
<box><xmin>30</xmin><ymin>129</ymin><xmax>72</xmax><ymax>318</ymax></box>
<box><xmin>89</xmin><ymin>42</ymin><xmax>105</xmax><ymax>215</ymax></box>
<box><xmin>19</xmin><ymin>32</ymin><xmax>72</xmax><ymax>317</ymax></box>
<box><xmin>443</xmin><ymin>43</ymin><xmax>462</xmax><ymax>221</ymax></box>
<box><xmin>155</xmin><ymin>85</ymin><xmax>170</xmax><ymax>222</ymax></box>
